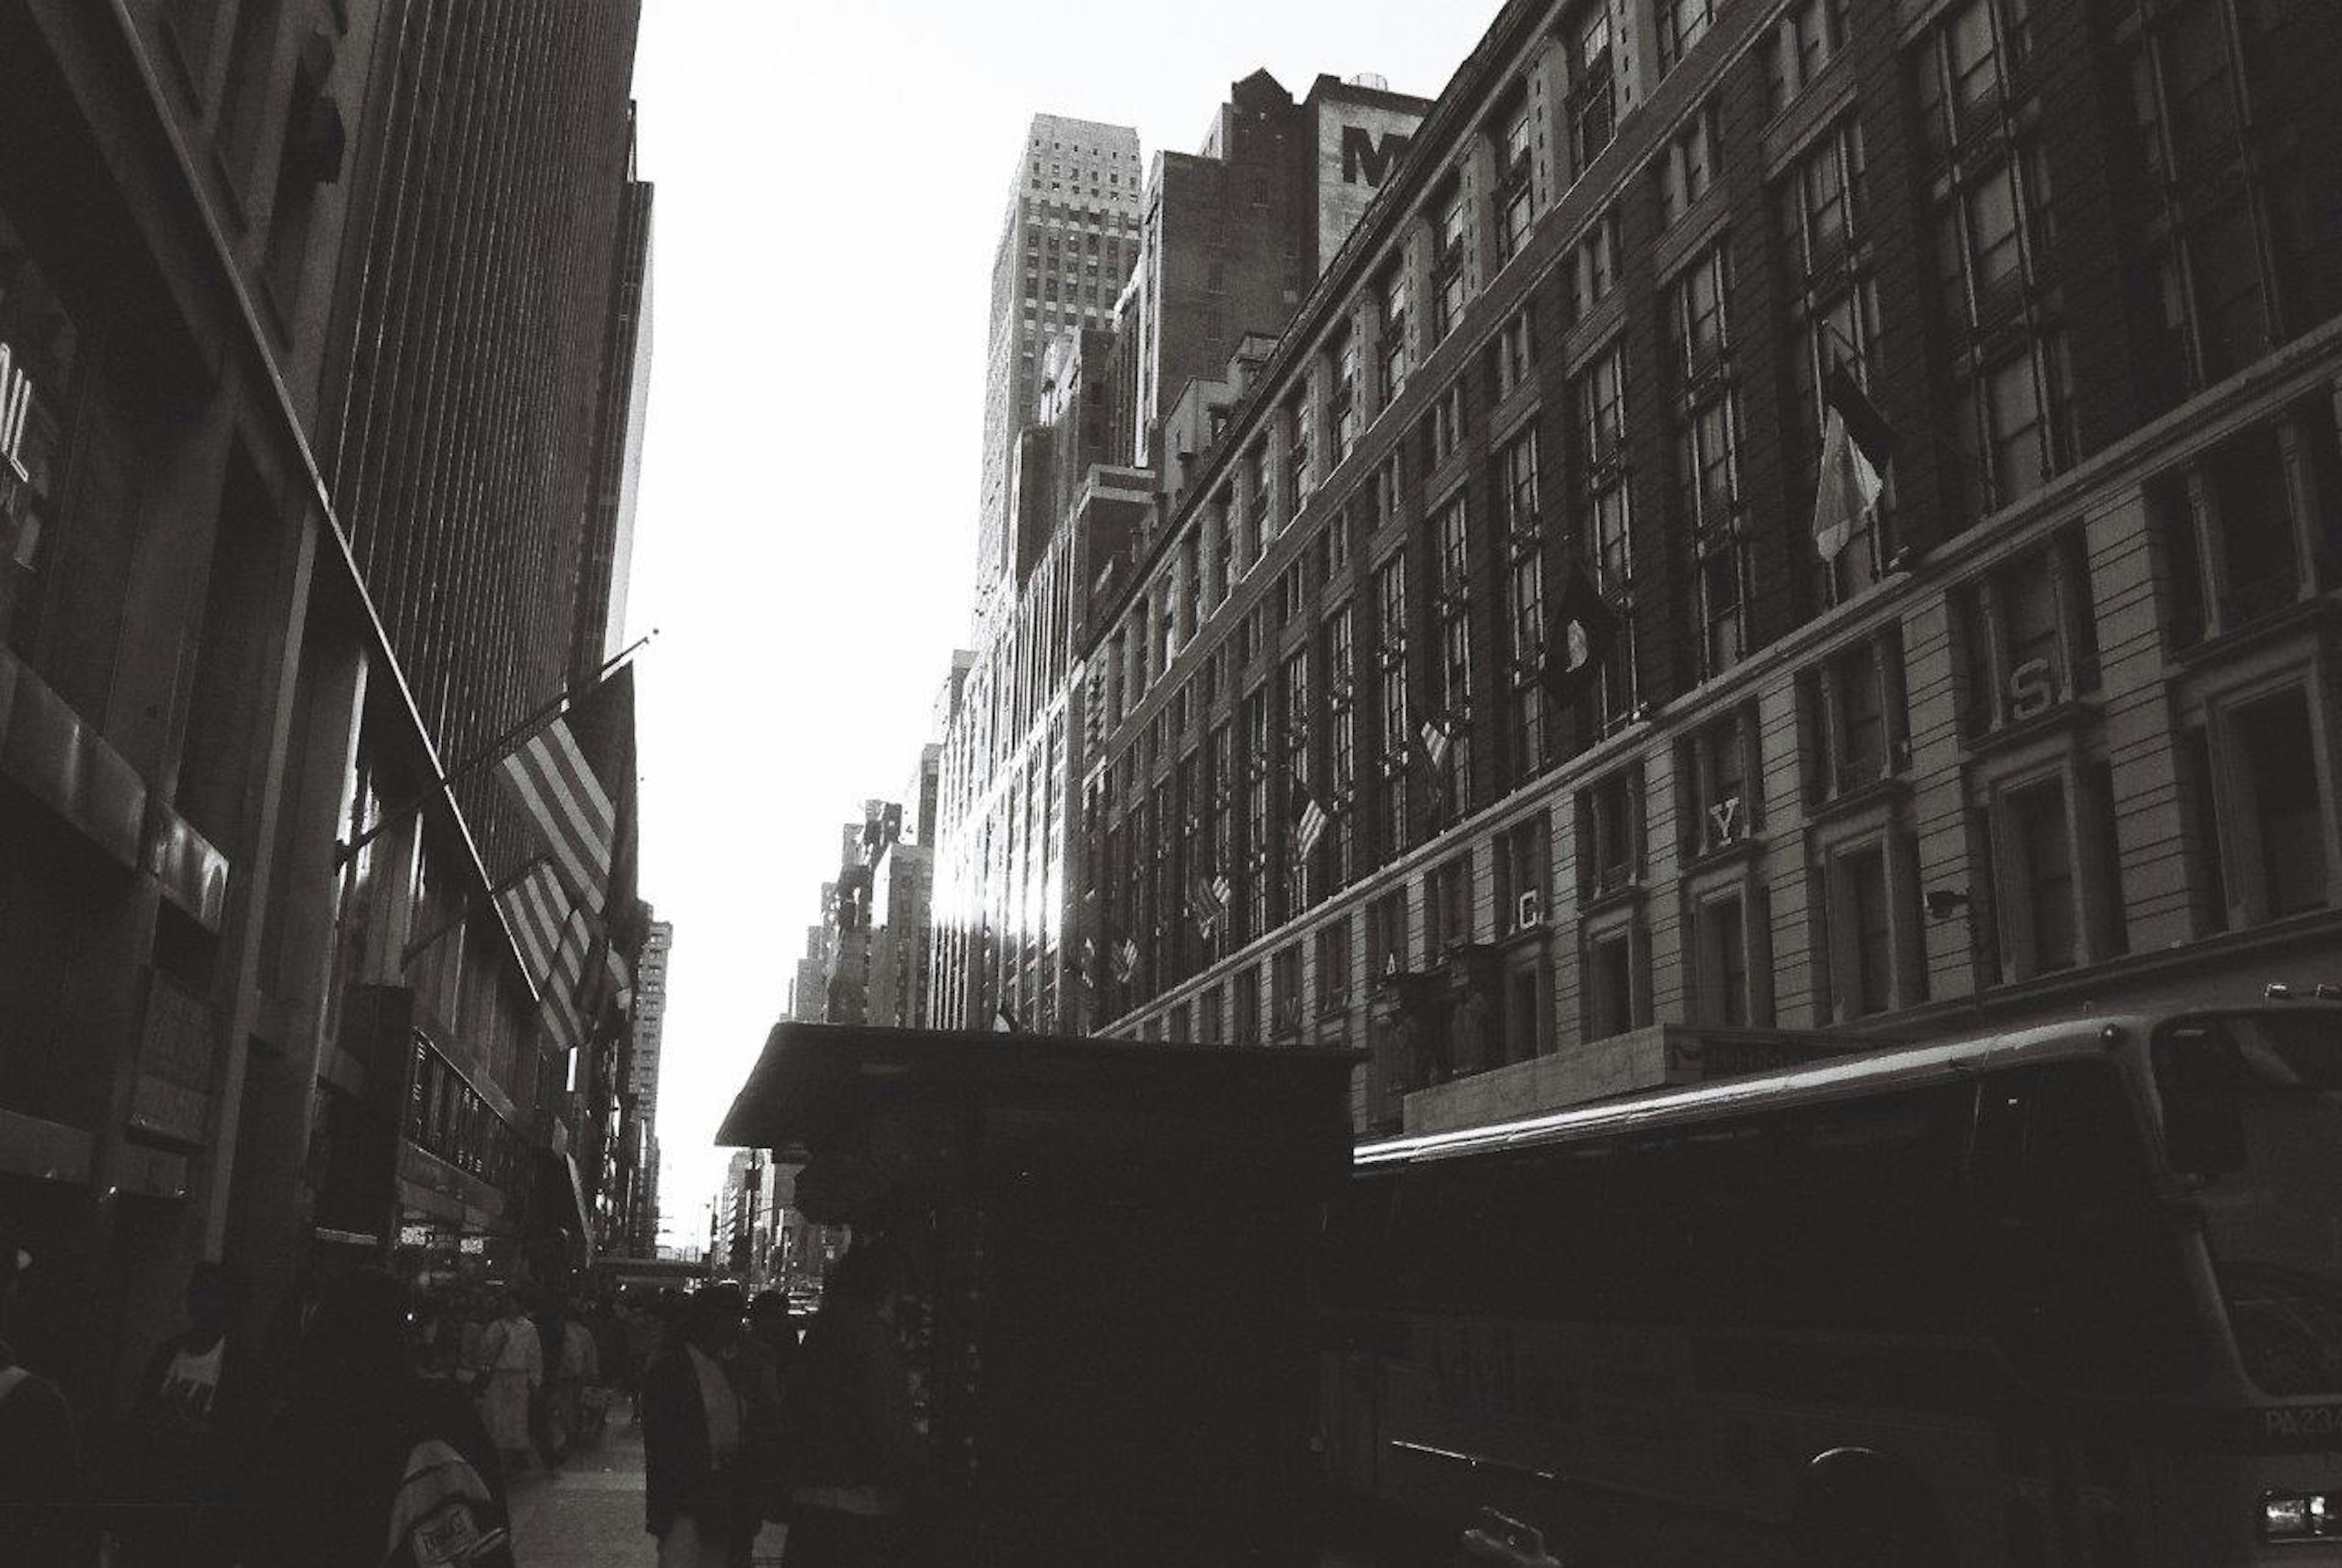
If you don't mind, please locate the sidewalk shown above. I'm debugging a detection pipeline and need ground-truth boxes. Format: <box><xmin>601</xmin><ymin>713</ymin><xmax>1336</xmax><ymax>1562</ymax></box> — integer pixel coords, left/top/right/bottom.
<box><xmin>506</xmin><ymin>1419</ymin><xmax>787</xmax><ymax>1567</ymax></box>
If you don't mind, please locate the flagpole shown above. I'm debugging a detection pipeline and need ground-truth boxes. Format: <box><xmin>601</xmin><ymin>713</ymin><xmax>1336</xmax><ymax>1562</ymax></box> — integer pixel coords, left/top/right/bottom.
<box><xmin>336</xmin><ymin>631</ymin><xmax>656</xmax><ymax>869</ymax></box>
<box><xmin>398</xmin><ymin>853</ymin><xmax>551</xmax><ymax>969</ymax></box>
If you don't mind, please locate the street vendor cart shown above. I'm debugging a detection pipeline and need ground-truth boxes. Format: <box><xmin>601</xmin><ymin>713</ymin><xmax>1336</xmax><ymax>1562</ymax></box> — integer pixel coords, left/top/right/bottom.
<box><xmin>717</xmin><ymin>1021</ymin><xmax>1359</xmax><ymax>1567</ymax></box>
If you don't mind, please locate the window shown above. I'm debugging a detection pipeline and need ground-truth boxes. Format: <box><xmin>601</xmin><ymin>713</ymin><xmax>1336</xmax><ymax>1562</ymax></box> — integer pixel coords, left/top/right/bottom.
<box><xmin>1431</xmin><ymin>498</ymin><xmax>1475</xmax><ymax>812</ymax></box>
<box><xmin>2211</xmin><ymin>686</ymin><xmax>2333</xmax><ymax>923</ymax></box>
<box><xmin>1764</xmin><ymin>0</ymin><xmax>1850</xmax><ymax>112</ymax></box>
<box><xmin>1280</xmin><ymin>648</ymin><xmax>1312</xmax><ymax>920</ymax></box>
<box><xmin>1242</xmin><ymin>686</ymin><xmax>1272</xmax><ymax>940</ymax></box>
<box><xmin>1367</xmin><ymin>888</ymin><xmax>1410</xmax><ymax>980</ymax></box>
<box><xmin>1375</xmin><ymin>551</ymin><xmax>1411</xmax><ymax>857</ymax></box>
<box><xmin>1690</xmin><ymin>891</ymin><xmax>1753</xmax><ymax>1025</ymax></box>
<box><xmin>1331</xmin><ymin>319</ymin><xmax>1362</xmax><ymax>462</ymax></box>
<box><xmin>1432</xmin><ymin>185</ymin><xmax>1469</xmax><ymax>343</ymax></box>
<box><xmin>1567</xmin><ymin>4</ymin><xmax>1618</xmax><ymax>174</ymax></box>
<box><xmin>1234</xmin><ymin>965</ymin><xmax>1261</xmax><ymax>1042</ymax></box>
<box><xmin>1666</xmin><ymin>248</ymin><xmax>1729</xmax><ymax>379</ymax></box>
<box><xmin>1428</xmin><ymin>852</ymin><xmax>1473</xmax><ymax>952</ymax></box>
<box><xmin>1657</xmin><ymin>102</ymin><xmax>1719</xmax><ymax>227</ymax></box>
<box><xmin>1800</xmin><ymin>630</ymin><xmax>1908</xmax><ymax>803</ymax></box>
<box><xmin>2150</xmin><ymin>404</ymin><xmax>2341</xmax><ymax>646</ymax></box>
<box><xmin>1497</xmin><ymin>430</ymin><xmax>1546</xmax><ymax>781</ymax></box>
<box><xmin>1498</xmin><ymin>816</ymin><xmax>1547</xmax><ymax>931</ymax></box>
<box><xmin>1916</xmin><ymin>4</ymin><xmax>2071</xmax><ymax>520</ymax></box>
<box><xmin>1493</xmin><ymin>307</ymin><xmax>1535</xmax><ymax>400</ymax></box>
<box><xmin>1207</xmin><ymin>719</ymin><xmax>1236</xmax><ymax>943</ymax></box>
<box><xmin>1324</xmin><ymin>603</ymin><xmax>1358</xmax><ymax>884</ymax></box>
<box><xmin>1816</xmin><ymin>837</ymin><xmax>1921</xmax><ymax>1021</ymax></box>
<box><xmin>1680</xmin><ymin>705</ymin><xmax>1759</xmax><ymax>859</ymax></box>
<box><xmin>1372</xmin><ymin>447</ymin><xmax>1405</xmax><ymax>532</ymax></box>
<box><xmin>1271</xmin><ymin>943</ymin><xmax>1303</xmax><ymax>1037</ymax></box>
<box><xmin>1778</xmin><ymin>121</ymin><xmax>1889</xmax><ymax>598</ymax></box>
<box><xmin>1494</xmin><ymin>99</ymin><xmax>1537</xmax><ymax>264</ymax></box>
<box><xmin>1284</xmin><ymin>390</ymin><xmax>1314</xmax><ymax>515</ymax></box>
<box><xmin>1378</xmin><ymin>262</ymin><xmax>1412</xmax><ymax>403</ymax></box>
<box><xmin>1586</xmin><ymin>926</ymin><xmax>1638</xmax><ymax>1039</ymax></box>
<box><xmin>1658</xmin><ymin>0</ymin><xmax>1716</xmax><ymax>73</ymax></box>
<box><xmin>1572</xmin><ymin>342</ymin><xmax>1636</xmax><ymax>728</ymax></box>
<box><xmin>1245</xmin><ymin>443</ymin><xmax>1273</xmax><ymax>556</ymax></box>
<box><xmin>1200</xmin><ymin>983</ymin><xmax>1225</xmax><ymax>1043</ymax></box>
<box><xmin>1566</xmin><ymin>209</ymin><xmax>1617</xmax><ymax>323</ymax></box>
<box><xmin>1427</xmin><ymin>381</ymin><xmax>1464</xmax><ymax>467</ymax></box>
<box><xmin>1949</xmin><ymin>528</ymin><xmax>2100</xmax><ymax>740</ymax></box>
<box><xmin>1576</xmin><ymin>764</ymin><xmax>1644</xmax><ymax>898</ymax></box>
<box><xmin>1316</xmin><ymin>917</ymin><xmax>1354</xmax><ymax>1017</ymax></box>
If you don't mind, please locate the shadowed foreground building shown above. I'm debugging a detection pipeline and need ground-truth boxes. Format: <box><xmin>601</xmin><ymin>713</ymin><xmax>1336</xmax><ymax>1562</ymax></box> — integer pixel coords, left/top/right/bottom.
<box><xmin>0</xmin><ymin>0</ymin><xmax>649</xmax><ymax>1411</ymax></box>
<box><xmin>939</xmin><ymin>0</ymin><xmax>2342</xmax><ymax>1138</ymax></box>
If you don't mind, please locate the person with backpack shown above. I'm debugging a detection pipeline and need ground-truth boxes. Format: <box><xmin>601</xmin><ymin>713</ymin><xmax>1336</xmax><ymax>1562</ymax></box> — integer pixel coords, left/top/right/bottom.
<box><xmin>110</xmin><ymin>1258</ymin><xmax>261</xmax><ymax>1566</ymax></box>
<box><xmin>242</xmin><ymin>1266</ymin><xmax>515</xmax><ymax>1568</ymax></box>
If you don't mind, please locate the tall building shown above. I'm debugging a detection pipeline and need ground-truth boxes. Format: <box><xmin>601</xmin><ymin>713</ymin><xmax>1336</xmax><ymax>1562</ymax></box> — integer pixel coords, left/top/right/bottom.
<box><xmin>572</xmin><ymin>108</ymin><xmax>657</xmax><ymax>689</ymax></box>
<box><xmin>622</xmin><ymin>916</ymin><xmax>673</xmax><ymax>1255</ymax></box>
<box><xmin>1051</xmin><ymin>0</ymin><xmax>2342</xmax><ymax>1139</ymax></box>
<box><xmin>976</xmin><ymin>115</ymin><xmax>1144</xmax><ymax>633</ymax></box>
<box><xmin>933</xmin><ymin>68</ymin><xmax>1431</xmax><ymax>1031</ymax></box>
<box><xmin>1122</xmin><ymin>71</ymin><xmax>1431</xmax><ymax>470</ymax></box>
<box><xmin>0</xmin><ymin>0</ymin><xmax>648</xmax><ymax>1411</ymax></box>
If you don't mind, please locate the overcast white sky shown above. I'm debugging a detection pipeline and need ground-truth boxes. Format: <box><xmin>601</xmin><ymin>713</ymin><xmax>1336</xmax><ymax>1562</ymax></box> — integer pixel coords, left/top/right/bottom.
<box><xmin>624</xmin><ymin>2</ymin><xmax>1491</xmax><ymax>1247</ymax></box>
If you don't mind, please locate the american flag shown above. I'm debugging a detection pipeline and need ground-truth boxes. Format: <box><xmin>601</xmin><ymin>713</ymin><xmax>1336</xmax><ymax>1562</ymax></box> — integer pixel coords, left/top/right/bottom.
<box><xmin>498</xmin><ymin>692</ymin><xmax>618</xmax><ymax>915</ymax></box>
<box><xmin>1294</xmin><ymin>792</ymin><xmax>1330</xmax><ymax>861</ymax></box>
<box><xmin>1111</xmin><ymin>936</ymin><xmax>1141</xmax><ymax>983</ymax></box>
<box><xmin>1419</xmin><ymin>716</ymin><xmax>1453</xmax><ymax>771</ymax></box>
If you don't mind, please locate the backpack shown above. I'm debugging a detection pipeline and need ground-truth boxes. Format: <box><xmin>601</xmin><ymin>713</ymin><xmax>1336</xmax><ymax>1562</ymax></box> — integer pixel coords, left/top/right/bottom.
<box><xmin>382</xmin><ymin>1437</ymin><xmax>512</xmax><ymax>1568</ymax></box>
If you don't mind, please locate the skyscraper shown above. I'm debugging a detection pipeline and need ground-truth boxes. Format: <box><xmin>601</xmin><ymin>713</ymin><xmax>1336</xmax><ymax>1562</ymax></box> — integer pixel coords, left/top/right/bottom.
<box><xmin>975</xmin><ymin>115</ymin><xmax>1144</xmax><ymax>633</ymax></box>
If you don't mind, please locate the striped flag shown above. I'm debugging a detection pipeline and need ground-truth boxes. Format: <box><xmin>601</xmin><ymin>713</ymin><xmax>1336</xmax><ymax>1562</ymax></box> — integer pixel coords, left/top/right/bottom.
<box><xmin>1188</xmin><ymin>872</ymin><xmax>1225</xmax><ymax>937</ymax></box>
<box><xmin>1209</xmin><ymin>872</ymin><xmax>1232</xmax><ymax>909</ymax></box>
<box><xmin>498</xmin><ymin>680</ymin><xmax>623</xmax><ymax>915</ymax></box>
<box><xmin>494</xmin><ymin>861</ymin><xmax>575</xmax><ymax>998</ymax></box>
<box><xmin>1419</xmin><ymin>716</ymin><xmax>1453</xmax><ymax>773</ymax></box>
<box><xmin>1293</xmin><ymin>785</ymin><xmax>1330</xmax><ymax>862</ymax></box>
<box><xmin>1111</xmin><ymin>936</ymin><xmax>1140</xmax><ymax>983</ymax></box>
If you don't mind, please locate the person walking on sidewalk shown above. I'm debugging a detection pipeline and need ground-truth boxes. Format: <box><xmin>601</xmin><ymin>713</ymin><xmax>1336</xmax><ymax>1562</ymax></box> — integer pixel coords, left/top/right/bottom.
<box><xmin>476</xmin><ymin>1291</ymin><xmax>542</xmax><ymax>1478</ymax></box>
<box><xmin>643</xmin><ymin>1284</ymin><xmax>755</xmax><ymax>1568</ymax></box>
<box><xmin>0</xmin><ymin>1233</ymin><xmax>79</xmax><ymax>1566</ymax></box>
<box><xmin>242</xmin><ymin>1266</ymin><xmax>515</xmax><ymax>1568</ymax></box>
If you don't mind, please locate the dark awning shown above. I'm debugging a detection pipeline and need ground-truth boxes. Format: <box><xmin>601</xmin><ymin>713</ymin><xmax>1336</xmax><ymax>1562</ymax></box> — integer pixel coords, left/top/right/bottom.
<box><xmin>717</xmin><ymin>1022</ymin><xmax>1362</xmax><ymax>1223</ymax></box>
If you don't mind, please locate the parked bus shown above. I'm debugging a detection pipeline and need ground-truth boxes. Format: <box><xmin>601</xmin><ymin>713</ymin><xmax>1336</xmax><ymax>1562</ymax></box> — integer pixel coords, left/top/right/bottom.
<box><xmin>1321</xmin><ymin>995</ymin><xmax>2342</xmax><ymax>1564</ymax></box>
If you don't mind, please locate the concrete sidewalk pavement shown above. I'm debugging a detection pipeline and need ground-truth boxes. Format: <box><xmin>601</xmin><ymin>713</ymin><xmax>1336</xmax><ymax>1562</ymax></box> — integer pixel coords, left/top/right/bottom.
<box><xmin>505</xmin><ymin>1421</ymin><xmax>787</xmax><ymax>1567</ymax></box>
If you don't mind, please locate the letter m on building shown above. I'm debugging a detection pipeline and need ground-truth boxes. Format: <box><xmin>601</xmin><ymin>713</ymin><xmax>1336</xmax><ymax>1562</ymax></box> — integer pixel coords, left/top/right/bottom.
<box><xmin>1341</xmin><ymin>126</ymin><xmax>1411</xmax><ymax>188</ymax></box>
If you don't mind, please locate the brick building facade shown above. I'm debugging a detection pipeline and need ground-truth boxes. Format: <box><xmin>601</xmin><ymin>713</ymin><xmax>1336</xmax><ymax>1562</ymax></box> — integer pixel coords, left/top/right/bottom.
<box><xmin>1056</xmin><ymin>0</ymin><xmax>2342</xmax><ymax>1133</ymax></box>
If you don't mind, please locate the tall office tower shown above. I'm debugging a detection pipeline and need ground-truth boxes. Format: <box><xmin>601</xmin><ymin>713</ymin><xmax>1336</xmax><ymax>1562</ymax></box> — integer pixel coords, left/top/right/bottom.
<box><xmin>630</xmin><ymin>918</ymin><xmax>675</xmax><ymax>1132</ymax></box>
<box><xmin>975</xmin><ymin>115</ymin><xmax>1144</xmax><ymax>634</ymax></box>
<box><xmin>571</xmin><ymin>105</ymin><xmax>657</xmax><ymax>689</ymax></box>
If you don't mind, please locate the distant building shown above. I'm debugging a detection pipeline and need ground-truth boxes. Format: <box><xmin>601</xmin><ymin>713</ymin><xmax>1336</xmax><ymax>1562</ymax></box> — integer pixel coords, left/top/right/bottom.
<box><xmin>625</xmin><ymin>919</ymin><xmax>674</xmax><ymax>1255</ymax></box>
<box><xmin>976</xmin><ymin>115</ymin><xmax>1145</xmax><ymax>635</ymax></box>
<box><xmin>934</xmin><ymin>67</ymin><xmax>1431</xmax><ymax>1033</ymax></box>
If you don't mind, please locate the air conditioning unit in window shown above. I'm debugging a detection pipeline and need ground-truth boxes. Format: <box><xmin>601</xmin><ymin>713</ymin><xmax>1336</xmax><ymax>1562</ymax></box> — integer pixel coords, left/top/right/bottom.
<box><xmin>1516</xmin><ymin>889</ymin><xmax>1542</xmax><ymax>930</ymax></box>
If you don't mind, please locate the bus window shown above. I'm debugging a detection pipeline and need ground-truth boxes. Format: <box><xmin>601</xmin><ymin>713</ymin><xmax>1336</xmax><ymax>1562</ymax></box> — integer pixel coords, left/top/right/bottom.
<box><xmin>2155</xmin><ymin>1011</ymin><xmax>2342</xmax><ymax>1396</ymax></box>
<box><xmin>1970</xmin><ymin>1060</ymin><xmax>2201</xmax><ymax>1390</ymax></box>
<box><xmin>1764</xmin><ymin>1085</ymin><xmax>1972</xmax><ymax>1335</ymax></box>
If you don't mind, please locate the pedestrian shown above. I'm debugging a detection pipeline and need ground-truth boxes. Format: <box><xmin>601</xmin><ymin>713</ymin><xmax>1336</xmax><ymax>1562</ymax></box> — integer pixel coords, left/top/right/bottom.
<box><xmin>260</xmin><ymin>1244</ymin><xmax>329</xmax><ymax>1417</ymax></box>
<box><xmin>538</xmin><ymin>1295</ymin><xmax>600</xmax><ymax>1466</ymax></box>
<box><xmin>779</xmin><ymin>1246</ymin><xmax>923</xmax><ymax>1568</ymax></box>
<box><xmin>241</xmin><ymin>1265</ymin><xmax>516</xmax><ymax>1568</ymax></box>
<box><xmin>0</xmin><ymin>1232</ymin><xmax>79</xmax><ymax>1564</ymax></box>
<box><xmin>731</xmin><ymin>1289</ymin><xmax>800</xmax><ymax>1558</ymax></box>
<box><xmin>111</xmin><ymin>1258</ymin><xmax>259</xmax><ymax>1567</ymax></box>
<box><xmin>642</xmin><ymin>1283</ymin><xmax>754</xmax><ymax>1568</ymax></box>
<box><xmin>587</xmin><ymin>1295</ymin><xmax>628</xmax><ymax>1438</ymax></box>
<box><xmin>474</xmin><ymin>1289</ymin><xmax>542</xmax><ymax>1477</ymax></box>
<box><xmin>623</xmin><ymin>1294</ymin><xmax>664</xmax><ymax>1425</ymax></box>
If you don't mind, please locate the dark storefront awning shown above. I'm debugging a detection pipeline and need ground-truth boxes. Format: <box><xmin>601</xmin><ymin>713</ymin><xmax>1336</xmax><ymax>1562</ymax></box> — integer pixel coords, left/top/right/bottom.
<box><xmin>718</xmin><ymin>1021</ymin><xmax>1362</xmax><ymax>1224</ymax></box>
<box><xmin>531</xmin><ymin>1147</ymin><xmax>594</xmax><ymax>1270</ymax></box>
